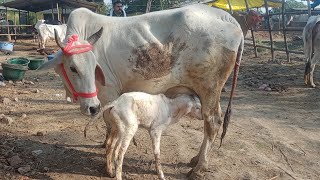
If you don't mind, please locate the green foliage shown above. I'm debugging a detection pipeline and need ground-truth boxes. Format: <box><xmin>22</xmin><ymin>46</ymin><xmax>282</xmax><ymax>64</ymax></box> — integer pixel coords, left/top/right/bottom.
<box><xmin>285</xmin><ymin>0</ymin><xmax>307</xmax><ymax>9</ymax></box>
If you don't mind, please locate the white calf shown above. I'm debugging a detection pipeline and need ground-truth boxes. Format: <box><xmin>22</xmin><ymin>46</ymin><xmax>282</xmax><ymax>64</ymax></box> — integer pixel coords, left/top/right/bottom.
<box><xmin>92</xmin><ymin>92</ymin><xmax>202</xmax><ymax>180</ymax></box>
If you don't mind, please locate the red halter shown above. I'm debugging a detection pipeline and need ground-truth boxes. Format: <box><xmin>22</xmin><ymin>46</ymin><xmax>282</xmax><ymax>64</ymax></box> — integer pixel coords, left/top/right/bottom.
<box><xmin>60</xmin><ymin>34</ymin><xmax>98</xmax><ymax>102</ymax></box>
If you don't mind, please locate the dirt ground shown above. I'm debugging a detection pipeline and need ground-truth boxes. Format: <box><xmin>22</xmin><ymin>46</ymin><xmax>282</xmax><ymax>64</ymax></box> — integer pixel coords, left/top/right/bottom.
<box><xmin>0</xmin><ymin>37</ymin><xmax>319</xmax><ymax>180</ymax></box>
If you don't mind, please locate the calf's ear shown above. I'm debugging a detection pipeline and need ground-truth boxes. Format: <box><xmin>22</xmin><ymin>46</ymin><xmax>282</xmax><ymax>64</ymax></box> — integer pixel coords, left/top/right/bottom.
<box><xmin>95</xmin><ymin>65</ymin><xmax>106</xmax><ymax>86</ymax></box>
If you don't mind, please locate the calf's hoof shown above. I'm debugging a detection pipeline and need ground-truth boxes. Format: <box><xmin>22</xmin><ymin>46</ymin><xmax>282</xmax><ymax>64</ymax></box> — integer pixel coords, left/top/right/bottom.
<box><xmin>187</xmin><ymin>169</ymin><xmax>204</xmax><ymax>180</ymax></box>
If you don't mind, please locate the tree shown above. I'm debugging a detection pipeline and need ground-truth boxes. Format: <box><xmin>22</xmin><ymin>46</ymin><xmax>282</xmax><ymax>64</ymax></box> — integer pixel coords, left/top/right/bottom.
<box><xmin>285</xmin><ymin>0</ymin><xmax>307</xmax><ymax>9</ymax></box>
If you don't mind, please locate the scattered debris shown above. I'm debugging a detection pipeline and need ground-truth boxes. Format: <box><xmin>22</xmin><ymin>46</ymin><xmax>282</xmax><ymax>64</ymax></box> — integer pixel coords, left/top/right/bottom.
<box><xmin>54</xmin><ymin>94</ymin><xmax>63</xmax><ymax>97</ymax></box>
<box><xmin>8</xmin><ymin>80</ymin><xmax>13</xmax><ymax>84</ymax></box>
<box><xmin>32</xmin><ymin>150</ymin><xmax>43</xmax><ymax>156</ymax></box>
<box><xmin>21</xmin><ymin>114</ymin><xmax>27</xmax><ymax>119</ymax></box>
<box><xmin>24</xmin><ymin>81</ymin><xmax>34</xmax><ymax>85</ymax></box>
<box><xmin>0</xmin><ymin>81</ymin><xmax>5</xmax><ymax>87</ymax></box>
<box><xmin>43</xmin><ymin>167</ymin><xmax>49</xmax><ymax>172</ymax></box>
<box><xmin>35</xmin><ymin>78</ymin><xmax>40</xmax><ymax>82</ymax></box>
<box><xmin>36</xmin><ymin>131</ymin><xmax>44</xmax><ymax>136</ymax></box>
<box><xmin>7</xmin><ymin>155</ymin><xmax>22</xmax><ymax>167</ymax></box>
<box><xmin>18</xmin><ymin>91</ymin><xmax>30</xmax><ymax>95</ymax></box>
<box><xmin>0</xmin><ymin>97</ymin><xmax>11</xmax><ymax>104</ymax></box>
<box><xmin>66</xmin><ymin>97</ymin><xmax>72</xmax><ymax>103</ymax></box>
<box><xmin>18</xmin><ymin>165</ymin><xmax>31</xmax><ymax>174</ymax></box>
<box><xmin>31</xmin><ymin>89</ymin><xmax>40</xmax><ymax>93</ymax></box>
<box><xmin>14</xmin><ymin>97</ymin><xmax>19</xmax><ymax>102</ymax></box>
<box><xmin>0</xmin><ymin>114</ymin><xmax>14</xmax><ymax>125</ymax></box>
<box><xmin>258</xmin><ymin>84</ymin><xmax>268</xmax><ymax>90</ymax></box>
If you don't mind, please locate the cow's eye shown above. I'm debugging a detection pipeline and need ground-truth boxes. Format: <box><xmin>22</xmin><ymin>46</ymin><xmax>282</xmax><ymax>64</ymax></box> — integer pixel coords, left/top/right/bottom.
<box><xmin>70</xmin><ymin>67</ymin><xmax>78</xmax><ymax>73</ymax></box>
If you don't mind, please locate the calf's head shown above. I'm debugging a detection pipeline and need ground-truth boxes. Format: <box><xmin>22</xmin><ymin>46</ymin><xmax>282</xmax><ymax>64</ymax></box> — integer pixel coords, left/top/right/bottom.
<box><xmin>38</xmin><ymin>27</ymin><xmax>105</xmax><ymax>116</ymax></box>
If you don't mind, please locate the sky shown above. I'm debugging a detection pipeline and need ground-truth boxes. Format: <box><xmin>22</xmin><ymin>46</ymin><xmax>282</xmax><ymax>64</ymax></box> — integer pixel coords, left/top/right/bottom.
<box><xmin>104</xmin><ymin>0</ymin><xmax>112</xmax><ymax>6</ymax></box>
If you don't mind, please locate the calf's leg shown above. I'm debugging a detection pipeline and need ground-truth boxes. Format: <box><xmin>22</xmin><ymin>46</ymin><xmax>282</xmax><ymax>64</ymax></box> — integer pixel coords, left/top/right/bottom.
<box><xmin>150</xmin><ymin>129</ymin><xmax>165</xmax><ymax>180</ymax></box>
<box><xmin>105</xmin><ymin>124</ymin><xmax>118</xmax><ymax>178</ymax></box>
<box><xmin>114</xmin><ymin>124</ymin><xmax>138</xmax><ymax>180</ymax></box>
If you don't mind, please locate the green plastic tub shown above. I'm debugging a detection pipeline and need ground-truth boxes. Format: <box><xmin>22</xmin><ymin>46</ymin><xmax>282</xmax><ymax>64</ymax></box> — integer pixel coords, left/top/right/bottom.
<box><xmin>7</xmin><ymin>57</ymin><xmax>30</xmax><ymax>66</ymax></box>
<box><xmin>27</xmin><ymin>56</ymin><xmax>45</xmax><ymax>70</ymax></box>
<box><xmin>2</xmin><ymin>63</ymin><xmax>28</xmax><ymax>81</ymax></box>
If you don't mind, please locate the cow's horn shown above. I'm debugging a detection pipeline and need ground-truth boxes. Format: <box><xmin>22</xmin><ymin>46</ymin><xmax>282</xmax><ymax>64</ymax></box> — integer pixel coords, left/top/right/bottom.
<box><xmin>87</xmin><ymin>27</ymin><xmax>103</xmax><ymax>45</ymax></box>
<box><xmin>54</xmin><ymin>28</ymin><xmax>65</xmax><ymax>49</ymax></box>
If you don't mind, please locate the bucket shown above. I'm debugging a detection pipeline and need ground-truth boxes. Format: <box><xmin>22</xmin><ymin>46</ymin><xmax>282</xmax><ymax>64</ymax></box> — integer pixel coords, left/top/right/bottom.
<box><xmin>47</xmin><ymin>54</ymin><xmax>55</xmax><ymax>61</ymax></box>
<box><xmin>7</xmin><ymin>57</ymin><xmax>30</xmax><ymax>66</ymax></box>
<box><xmin>27</xmin><ymin>56</ymin><xmax>45</xmax><ymax>70</ymax></box>
<box><xmin>0</xmin><ymin>42</ymin><xmax>14</xmax><ymax>52</ymax></box>
<box><xmin>2</xmin><ymin>63</ymin><xmax>28</xmax><ymax>81</ymax></box>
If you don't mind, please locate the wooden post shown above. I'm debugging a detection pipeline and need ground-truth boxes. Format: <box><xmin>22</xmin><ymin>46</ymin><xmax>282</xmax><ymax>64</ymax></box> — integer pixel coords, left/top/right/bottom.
<box><xmin>51</xmin><ymin>3</ymin><xmax>55</xmax><ymax>20</ymax></box>
<box><xmin>56</xmin><ymin>3</ymin><xmax>60</xmax><ymax>22</ymax></box>
<box><xmin>264</xmin><ymin>0</ymin><xmax>275</xmax><ymax>62</ymax></box>
<box><xmin>227</xmin><ymin>0</ymin><xmax>233</xmax><ymax>14</ymax></box>
<box><xmin>5</xmin><ymin>7</ymin><xmax>11</xmax><ymax>41</ymax></box>
<box><xmin>244</xmin><ymin>0</ymin><xmax>258</xmax><ymax>57</ymax></box>
<box><xmin>307</xmin><ymin>0</ymin><xmax>311</xmax><ymax>17</ymax></box>
<box><xmin>18</xmin><ymin>10</ymin><xmax>21</xmax><ymax>33</ymax></box>
<box><xmin>13</xmin><ymin>11</ymin><xmax>16</xmax><ymax>42</ymax></box>
<box><xmin>282</xmin><ymin>0</ymin><xmax>290</xmax><ymax>62</ymax></box>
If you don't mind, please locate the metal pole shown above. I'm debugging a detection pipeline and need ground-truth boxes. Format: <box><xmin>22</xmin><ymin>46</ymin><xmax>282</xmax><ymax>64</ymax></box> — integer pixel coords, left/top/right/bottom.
<box><xmin>244</xmin><ymin>0</ymin><xmax>258</xmax><ymax>57</ymax></box>
<box><xmin>227</xmin><ymin>0</ymin><xmax>233</xmax><ymax>14</ymax></box>
<box><xmin>307</xmin><ymin>0</ymin><xmax>311</xmax><ymax>17</ymax></box>
<box><xmin>264</xmin><ymin>0</ymin><xmax>275</xmax><ymax>62</ymax></box>
<box><xmin>282</xmin><ymin>0</ymin><xmax>290</xmax><ymax>62</ymax></box>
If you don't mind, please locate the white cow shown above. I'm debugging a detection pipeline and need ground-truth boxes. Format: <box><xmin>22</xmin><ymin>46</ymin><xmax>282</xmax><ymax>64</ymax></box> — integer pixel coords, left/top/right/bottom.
<box><xmin>39</xmin><ymin>4</ymin><xmax>244</xmax><ymax>179</ymax></box>
<box><xmin>87</xmin><ymin>92</ymin><xmax>202</xmax><ymax>180</ymax></box>
<box><xmin>35</xmin><ymin>19</ymin><xmax>67</xmax><ymax>49</ymax></box>
<box><xmin>303</xmin><ymin>15</ymin><xmax>320</xmax><ymax>87</ymax></box>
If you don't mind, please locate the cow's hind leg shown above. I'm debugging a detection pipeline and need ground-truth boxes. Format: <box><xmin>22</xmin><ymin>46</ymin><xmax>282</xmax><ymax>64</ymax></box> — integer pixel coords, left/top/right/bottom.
<box><xmin>188</xmin><ymin>92</ymin><xmax>222</xmax><ymax>179</ymax></box>
<box><xmin>305</xmin><ymin>51</ymin><xmax>320</xmax><ymax>88</ymax></box>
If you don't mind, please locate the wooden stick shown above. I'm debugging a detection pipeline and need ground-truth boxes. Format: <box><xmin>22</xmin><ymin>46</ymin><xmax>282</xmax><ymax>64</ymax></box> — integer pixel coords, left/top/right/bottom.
<box><xmin>278</xmin><ymin>147</ymin><xmax>294</xmax><ymax>172</ymax></box>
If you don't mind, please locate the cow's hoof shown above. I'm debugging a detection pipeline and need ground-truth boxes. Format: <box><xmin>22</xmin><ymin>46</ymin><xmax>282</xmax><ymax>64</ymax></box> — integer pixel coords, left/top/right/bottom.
<box><xmin>311</xmin><ymin>84</ymin><xmax>316</xmax><ymax>88</ymax></box>
<box><xmin>106</xmin><ymin>169</ymin><xmax>115</xmax><ymax>178</ymax></box>
<box><xmin>188</xmin><ymin>156</ymin><xmax>199</xmax><ymax>167</ymax></box>
<box><xmin>187</xmin><ymin>169</ymin><xmax>204</xmax><ymax>180</ymax></box>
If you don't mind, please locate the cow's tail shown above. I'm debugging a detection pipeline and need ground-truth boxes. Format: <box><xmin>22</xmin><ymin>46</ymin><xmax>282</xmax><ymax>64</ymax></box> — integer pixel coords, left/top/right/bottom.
<box><xmin>84</xmin><ymin>103</ymin><xmax>114</xmax><ymax>138</ymax></box>
<box><xmin>219</xmin><ymin>35</ymin><xmax>244</xmax><ymax>148</ymax></box>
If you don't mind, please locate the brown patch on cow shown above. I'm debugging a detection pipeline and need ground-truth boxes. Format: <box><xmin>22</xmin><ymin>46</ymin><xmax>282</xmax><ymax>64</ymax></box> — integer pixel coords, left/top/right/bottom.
<box><xmin>132</xmin><ymin>38</ymin><xmax>188</xmax><ymax>80</ymax></box>
<box><xmin>132</xmin><ymin>43</ymin><xmax>174</xmax><ymax>79</ymax></box>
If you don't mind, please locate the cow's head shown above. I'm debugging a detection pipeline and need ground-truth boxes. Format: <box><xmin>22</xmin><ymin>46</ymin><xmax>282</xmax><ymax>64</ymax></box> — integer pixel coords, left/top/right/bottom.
<box><xmin>38</xmin><ymin>27</ymin><xmax>105</xmax><ymax>116</ymax></box>
<box><xmin>246</xmin><ymin>10</ymin><xmax>263</xmax><ymax>30</ymax></box>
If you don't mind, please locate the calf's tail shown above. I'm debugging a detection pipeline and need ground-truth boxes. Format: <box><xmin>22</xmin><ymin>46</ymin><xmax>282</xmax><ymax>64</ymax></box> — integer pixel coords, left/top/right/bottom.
<box><xmin>219</xmin><ymin>35</ymin><xmax>244</xmax><ymax>148</ymax></box>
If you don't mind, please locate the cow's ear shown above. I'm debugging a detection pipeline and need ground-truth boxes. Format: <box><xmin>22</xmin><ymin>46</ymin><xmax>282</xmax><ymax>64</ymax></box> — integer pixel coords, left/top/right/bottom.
<box><xmin>37</xmin><ymin>50</ymin><xmax>63</xmax><ymax>71</ymax></box>
<box><xmin>87</xmin><ymin>27</ymin><xmax>103</xmax><ymax>45</ymax></box>
<box><xmin>95</xmin><ymin>64</ymin><xmax>106</xmax><ymax>86</ymax></box>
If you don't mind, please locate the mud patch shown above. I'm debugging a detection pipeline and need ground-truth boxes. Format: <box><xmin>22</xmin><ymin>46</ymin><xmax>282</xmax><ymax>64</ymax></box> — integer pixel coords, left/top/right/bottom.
<box><xmin>132</xmin><ymin>43</ymin><xmax>175</xmax><ymax>80</ymax></box>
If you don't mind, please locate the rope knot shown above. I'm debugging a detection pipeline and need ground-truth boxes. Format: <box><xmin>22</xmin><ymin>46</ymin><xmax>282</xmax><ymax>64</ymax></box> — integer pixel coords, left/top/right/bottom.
<box><xmin>68</xmin><ymin>34</ymin><xmax>79</xmax><ymax>43</ymax></box>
